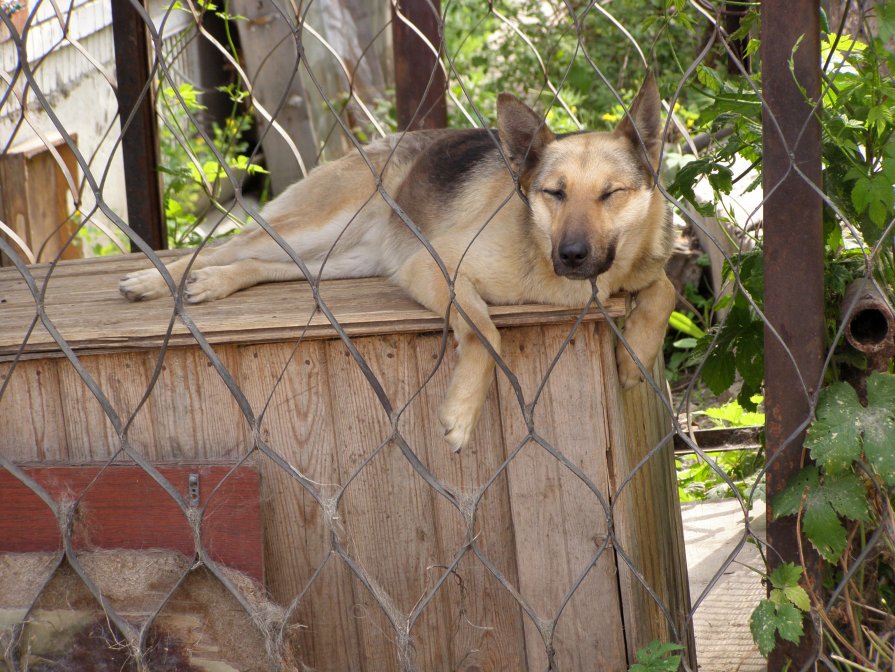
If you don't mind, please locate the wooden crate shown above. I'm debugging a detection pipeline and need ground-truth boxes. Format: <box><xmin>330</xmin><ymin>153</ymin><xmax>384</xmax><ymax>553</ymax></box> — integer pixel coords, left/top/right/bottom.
<box><xmin>0</xmin><ymin>253</ymin><xmax>693</xmax><ymax>671</ymax></box>
<box><xmin>0</xmin><ymin>133</ymin><xmax>81</xmax><ymax>266</ymax></box>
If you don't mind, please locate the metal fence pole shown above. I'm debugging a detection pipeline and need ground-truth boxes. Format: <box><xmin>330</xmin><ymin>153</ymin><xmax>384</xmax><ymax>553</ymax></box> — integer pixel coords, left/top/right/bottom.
<box><xmin>111</xmin><ymin>0</ymin><xmax>166</xmax><ymax>251</ymax></box>
<box><xmin>392</xmin><ymin>0</ymin><xmax>447</xmax><ymax>131</ymax></box>
<box><xmin>761</xmin><ymin>0</ymin><xmax>824</xmax><ymax>668</ymax></box>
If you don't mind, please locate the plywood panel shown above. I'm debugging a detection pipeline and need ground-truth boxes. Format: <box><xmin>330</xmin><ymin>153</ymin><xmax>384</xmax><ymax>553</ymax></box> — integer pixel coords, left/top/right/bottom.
<box><xmin>495</xmin><ymin>323</ymin><xmax>628</xmax><ymax>671</ymax></box>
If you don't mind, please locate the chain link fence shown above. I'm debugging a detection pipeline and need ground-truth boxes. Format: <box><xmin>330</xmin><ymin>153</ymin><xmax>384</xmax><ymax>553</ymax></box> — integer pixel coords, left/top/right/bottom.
<box><xmin>1</xmin><ymin>0</ymin><xmax>893</xmax><ymax>670</ymax></box>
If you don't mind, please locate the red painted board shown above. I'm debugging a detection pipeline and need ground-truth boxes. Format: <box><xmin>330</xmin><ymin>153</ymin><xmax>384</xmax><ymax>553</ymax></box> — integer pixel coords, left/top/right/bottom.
<box><xmin>0</xmin><ymin>465</ymin><xmax>263</xmax><ymax>583</ymax></box>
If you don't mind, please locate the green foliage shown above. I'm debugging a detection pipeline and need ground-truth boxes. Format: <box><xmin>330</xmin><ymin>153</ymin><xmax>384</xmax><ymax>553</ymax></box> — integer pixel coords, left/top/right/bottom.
<box><xmin>750</xmin><ymin>563</ymin><xmax>810</xmax><ymax>657</ymax></box>
<box><xmin>444</xmin><ymin>0</ymin><xmax>705</xmax><ymax>132</ymax></box>
<box><xmin>773</xmin><ymin>372</ymin><xmax>894</xmax><ymax>565</ymax></box>
<box><xmin>676</xmin><ymin>446</ymin><xmax>763</xmax><ymax>502</ymax></box>
<box><xmin>628</xmin><ymin>640</ymin><xmax>683</xmax><ymax>672</ymax></box>
<box><xmin>701</xmin><ymin>395</ymin><xmax>765</xmax><ymax>428</ymax></box>
<box><xmin>157</xmin><ymin>82</ymin><xmax>266</xmax><ymax>249</ymax></box>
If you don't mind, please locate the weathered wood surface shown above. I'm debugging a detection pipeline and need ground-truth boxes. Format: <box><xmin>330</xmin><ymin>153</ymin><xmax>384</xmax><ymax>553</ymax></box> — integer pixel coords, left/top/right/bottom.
<box><xmin>0</xmin><ymin>254</ymin><xmax>691</xmax><ymax>670</ymax></box>
<box><xmin>0</xmin><ymin>253</ymin><xmax>626</xmax><ymax>359</ymax></box>
<box><xmin>0</xmin><ymin>133</ymin><xmax>81</xmax><ymax>266</ymax></box>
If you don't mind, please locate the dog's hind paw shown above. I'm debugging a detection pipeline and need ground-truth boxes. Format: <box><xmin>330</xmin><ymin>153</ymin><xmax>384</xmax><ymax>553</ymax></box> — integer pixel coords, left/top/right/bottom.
<box><xmin>119</xmin><ymin>269</ymin><xmax>168</xmax><ymax>302</ymax></box>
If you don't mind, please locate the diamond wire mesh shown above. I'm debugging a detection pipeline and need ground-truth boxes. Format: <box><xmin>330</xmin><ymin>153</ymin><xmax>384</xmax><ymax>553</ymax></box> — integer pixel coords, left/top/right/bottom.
<box><xmin>1</xmin><ymin>0</ymin><xmax>893</xmax><ymax>670</ymax></box>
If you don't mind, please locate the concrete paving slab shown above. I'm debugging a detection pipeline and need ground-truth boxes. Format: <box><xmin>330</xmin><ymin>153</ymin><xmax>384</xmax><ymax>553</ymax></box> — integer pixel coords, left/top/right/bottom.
<box><xmin>682</xmin><ymin>498</ymin><xmax>767</xmax><ymax>672</ymax></box>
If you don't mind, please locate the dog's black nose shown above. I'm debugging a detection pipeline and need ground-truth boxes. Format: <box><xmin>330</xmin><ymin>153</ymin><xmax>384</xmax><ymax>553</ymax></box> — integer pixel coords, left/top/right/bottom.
<box><xmin>558</xmin><ymin>240</ymin><xmax>591</xmax><ymax>267</ymax></box>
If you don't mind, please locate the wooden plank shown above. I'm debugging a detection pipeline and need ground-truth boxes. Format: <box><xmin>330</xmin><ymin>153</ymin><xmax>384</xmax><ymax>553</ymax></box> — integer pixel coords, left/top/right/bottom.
<box><xmin>0</xmin><ymin>132</ymin><xmax>81</xmax><ymax>267</ymax></box>
<box><xmin>597</xmin><ymin>322</ymin><xmax>695</xmax><ymax>666</ymax></box>
<box><xmin>0</xmin><ymin>359</ymin><xmax>68</xmax><ymax>462</ymax></box>
<box><xmin>140</xmin><ymin>345</ymin><xmax>250</xmax><ymax>461</ymax></box>
<box><xmin>0</xmin><ymin>465</ymin><xmax>264</xmax><ymax>582</ymax></box>
<box><xmin>0</xmin><ymin>255</ymin><xmax>627</xmax><ymax>359</ymax></box>
<box><xmin>495</xmin><ymin>323</ymin><xmax>628</xmax><ymax>671</ymax></box>
<box><xmin>408</xmin><ymin>332</ymin><xmax>528</xmax><ymax>671</ymax></box>
<box><xmin>324</xmin><ymin>333</ymin><xmax>434</xmax><ymax>671</ymax></box>
<box><xmin>235</xmin><ymin>340</ymin><xmax>364</xmax><ymax>671</ymax></box>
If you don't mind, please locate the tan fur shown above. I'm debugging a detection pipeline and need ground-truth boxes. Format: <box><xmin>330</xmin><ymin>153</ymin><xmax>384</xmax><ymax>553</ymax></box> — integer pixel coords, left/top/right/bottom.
<box><xmin>120</xmin><ymin>74</ymin><xmax>676</xmax><ymax>451</ymax></box>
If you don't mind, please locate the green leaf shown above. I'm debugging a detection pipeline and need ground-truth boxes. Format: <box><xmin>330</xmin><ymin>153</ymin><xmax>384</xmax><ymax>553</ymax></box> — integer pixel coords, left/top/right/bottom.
<box><xmin>774</xmin><ymin>466</ymin><xmax>818</xmax><ymax>518</ymax></box>
<box><xmin>783</xmin><ymin>585</ymin><xmax>811</xmax><ymax>612</ymax></box>
<box><xmin>751</xmin><ymin>599</ymin><xmax>778</xmax><ymax>657</ymax></box>
<box><xmin>701</xmin><ymin>346</ymin><xmax>736</xmax><ymax>395</ymax></box>
<box><xmin>769</xmin><ymin>562</ymin><xmax>802</xmax><ymax>590</ymax></box>
<box><xmin>805</xmin><ymin>382</ymin><xmax>863</xmax><ymax>470</ymax></box>
<box><xmin>775</xmin><ymin>603</ymin><xmax>805</xmax><ymax>643</ymax></box>
<box><xmin>628</xmin><ymin>640</ymin><xmax>682</xmax><ymax>672</ymax></box>
<box><xmin>802</xmin><ymin>498</ymin><xmax>847</xmax><ymax>562</ymax></box>
<box><xmin>822</xmin><ymin>471</ymin><xmax>870</xmax><ymax>522</ymax></box>
<box><xmin>669</xmin><ymin>310</ymin><xmax>706</xmax><ymax>338</ymax></box>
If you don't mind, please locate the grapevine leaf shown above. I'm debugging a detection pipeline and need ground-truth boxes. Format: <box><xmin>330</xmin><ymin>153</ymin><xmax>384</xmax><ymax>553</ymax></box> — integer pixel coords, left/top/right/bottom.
<box><xmin>769</xmin><ymin>562</ymin><xmax>802</xmax><ymax>590</ymax></box>
<box><xmin>784</xmin><ymin>585</ymin><xmax>811</xmax><ymax>612</ymax></box>
<box><xmin>802</xmin><ymin>499</ymin><xmax>847</xmax><ymax>562</ymax></box>
<box><xmin>775</xmin><ymin>603</ymin><xmax>805</xmax><ymax>644</ymax></box>
<box><xmin>751</xmin><ymin>600</ymin><xmax>778</xmax><ymax>657</ymax></box>
<box><xmin>774</xmin><ymin>466</ymin><xmax>818</xmax><ymax>518</ymax></box>
<box><xmin>822</xmin><ymin>471</ymin><xmax>870</xmax><ymax>522</ymax></box>
<box><xmin>805</xmin><ymin>382</ymin><xmax>863</xmax><ymax>471</ymax></box>
<box><xmin>864</xmin><ymin>373</ymin><xmax>895</xmax><ymax>485</ymax></box>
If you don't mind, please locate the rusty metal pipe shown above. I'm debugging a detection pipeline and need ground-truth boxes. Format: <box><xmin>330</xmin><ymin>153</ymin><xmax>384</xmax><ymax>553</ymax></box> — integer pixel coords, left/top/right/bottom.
<box><xmin>842</xmin><ymin>280</ymin><xmax>895</xmax><ymax>372</ymax></box>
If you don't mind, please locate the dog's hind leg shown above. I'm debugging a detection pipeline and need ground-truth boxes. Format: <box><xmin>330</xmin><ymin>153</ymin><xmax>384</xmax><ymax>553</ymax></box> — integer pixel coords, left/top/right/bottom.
<box><xmin>394</xmin><ymin>253</ymin><xmax>500</xmax><ymax>451</ymax></box>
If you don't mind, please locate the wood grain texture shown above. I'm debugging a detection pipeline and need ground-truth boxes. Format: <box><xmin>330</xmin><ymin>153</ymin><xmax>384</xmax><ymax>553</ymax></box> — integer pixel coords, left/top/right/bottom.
<box><xmin>0</xmin><ymin>254</ymin><xmax>627</xmax><ymax>360</ymax></box>
<box><xmin>0</xmin><ymin>360</ymin><xmax>67</xmax><ymax>461</ymax></box>
<box><xmin>0</xmin><ymin>138</ymin><xmax>80</xmax><ymax>266</ymax></box>
<box><xmin>597</xmin><ymin>322</ymin><xmax>695</xmax><ymax>668</ymax></box>
<box><xmin>0</xmin><ymin>254</ymin><xmax>693</xmax><ymax>670</ymax></box>
<box><xmin>0</xmin><ymin>465</ymin><xmax>263</xmax><ymax>581</ymax></box>
<box><xmin>495</xmin><ymin>323</ymin><xmax>628</xmax><ymax>671</ymax></box>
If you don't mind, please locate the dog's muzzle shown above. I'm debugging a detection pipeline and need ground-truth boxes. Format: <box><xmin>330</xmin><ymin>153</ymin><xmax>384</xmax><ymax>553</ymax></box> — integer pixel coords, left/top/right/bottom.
<box><xmin>553</xmin><ymin>239</ymin><xmax>616</xmax><ymax>279</ymax></box>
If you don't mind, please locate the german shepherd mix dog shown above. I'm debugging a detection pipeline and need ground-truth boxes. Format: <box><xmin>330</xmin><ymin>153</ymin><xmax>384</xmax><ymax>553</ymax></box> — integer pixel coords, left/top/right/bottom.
<box><xmin>120</xmin><ymin>73</ymin><xmax>675</xmax><ymax>451</ymax></box>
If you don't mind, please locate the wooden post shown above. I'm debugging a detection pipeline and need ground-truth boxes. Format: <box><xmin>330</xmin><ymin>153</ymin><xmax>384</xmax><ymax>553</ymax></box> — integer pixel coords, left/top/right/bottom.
<box><xmin>111</xmin><ymin>0</ymin><xmax>166</xmax><ymax>251</ymax></box>
<box><xmin>392</xmin><ymin>0</ymin><xmax>446</xmax><ymax>131</ymax></box>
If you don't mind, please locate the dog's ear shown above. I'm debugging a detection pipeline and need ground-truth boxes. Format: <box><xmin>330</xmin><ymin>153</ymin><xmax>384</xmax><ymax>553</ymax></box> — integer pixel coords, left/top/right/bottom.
<box><xmin>497</xmin><ymin>93</ymin><xmax>555</xmax><ymax>188</ymax></box>
<box><xmin>616</xmin><ymin>70</ymin><xmax>663</xmax><ymax>173</ymax></box>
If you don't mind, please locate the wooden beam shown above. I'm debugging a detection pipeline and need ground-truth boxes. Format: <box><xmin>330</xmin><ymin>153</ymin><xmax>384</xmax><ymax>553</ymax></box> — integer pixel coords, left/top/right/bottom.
<box><xmin>111</xmin><ymin>0</ymin><xmax>166</xmax><ymax>251</ymax></box>
<box><xmin>392</xmin><ymin>0</ymin><xmax>446</xmax><ymax>130</ymax></box>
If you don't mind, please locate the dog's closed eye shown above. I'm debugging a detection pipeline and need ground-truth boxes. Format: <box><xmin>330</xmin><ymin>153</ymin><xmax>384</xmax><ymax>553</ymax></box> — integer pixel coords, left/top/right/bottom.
<box><xmin>542</xmin><ymin>187</ymin><xmax>566</xmax><ymax>201</ymax></box>
<box><xmin>600</xmin><ymin>188</ymin><xmax>626</xmax><ymax>202</ymax></box>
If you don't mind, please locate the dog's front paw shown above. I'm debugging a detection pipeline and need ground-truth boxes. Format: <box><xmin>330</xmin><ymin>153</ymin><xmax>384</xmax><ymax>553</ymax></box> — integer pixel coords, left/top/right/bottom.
<box><xmin>119</xmin><ymin>269</ymin><xmax>169</xmax><ymax>302</ymax></box>
<box><xmin>438</xmin><ymin>396</ymin><xmax>479</xmax><ymax>452</ymax></box>
<box><xmin>183</xmin><ymin>268</ymin><xmax>226</xmax><ymax>304</ymax></box>
<box><xmin>616</xmin><ymin>342</ymin><xmax>645</xmax><ymax>390</ymax></box>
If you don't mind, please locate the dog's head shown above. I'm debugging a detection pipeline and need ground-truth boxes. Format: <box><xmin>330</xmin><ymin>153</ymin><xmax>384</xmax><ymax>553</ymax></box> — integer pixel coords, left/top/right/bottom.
<box><xmin>497</xmin><ymin>73</ymin><xmax>664</xmax><ymax>280</ymax></box>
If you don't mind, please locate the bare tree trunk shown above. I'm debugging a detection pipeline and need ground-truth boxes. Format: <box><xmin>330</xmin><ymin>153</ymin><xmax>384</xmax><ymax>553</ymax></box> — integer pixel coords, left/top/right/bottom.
<box><xmin>233</xmin><ymin>0</ymin><xmax>391</xmax><ymax>194</ymax></box>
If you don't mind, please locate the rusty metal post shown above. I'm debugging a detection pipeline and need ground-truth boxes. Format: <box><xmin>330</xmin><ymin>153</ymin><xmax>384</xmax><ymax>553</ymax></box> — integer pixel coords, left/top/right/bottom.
<box><xmin>761</xmin><ymin>0</ymin><xmax>824</xmax><ymax>668</ymax></box>
<box><xmin>111</xmin><ymin>0</ymin><xmax>166</xmax><ymax>251</ymax></box>
<box><xmin>392</xmin><ymin>0</ymin><xmax>447</xmax><ymax>131</ymax></box>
